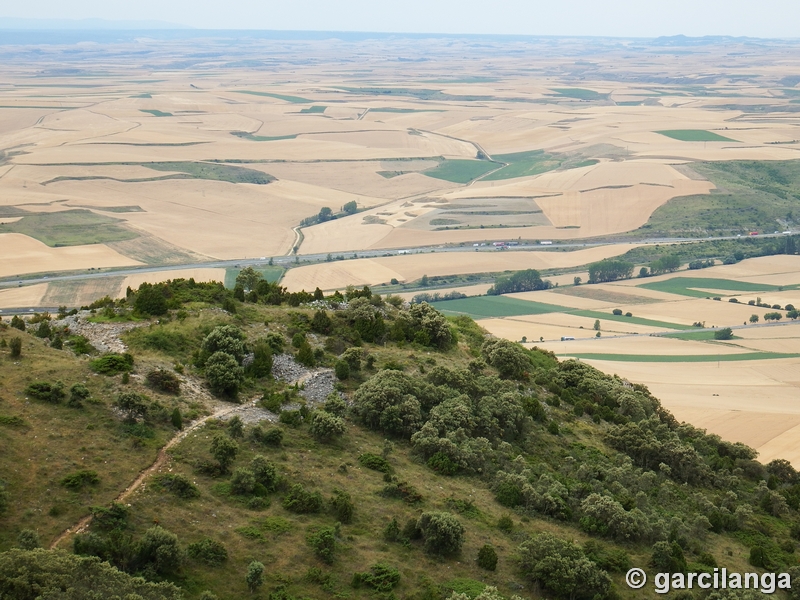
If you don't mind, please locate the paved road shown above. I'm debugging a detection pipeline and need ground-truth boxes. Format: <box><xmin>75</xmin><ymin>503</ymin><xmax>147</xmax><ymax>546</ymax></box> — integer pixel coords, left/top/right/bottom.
<box><xmin>0</xmin><ymin>231</ymin><xmax>795</xmax><ymax>309</ymax></box>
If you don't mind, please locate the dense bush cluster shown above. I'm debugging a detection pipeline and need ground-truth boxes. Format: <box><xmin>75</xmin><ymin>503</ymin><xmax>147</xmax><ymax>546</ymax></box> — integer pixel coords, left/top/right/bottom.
<box><xmin>487</xmin><ymin>269</ymin><xmax>552</xmax><ymax>295</ymax></box>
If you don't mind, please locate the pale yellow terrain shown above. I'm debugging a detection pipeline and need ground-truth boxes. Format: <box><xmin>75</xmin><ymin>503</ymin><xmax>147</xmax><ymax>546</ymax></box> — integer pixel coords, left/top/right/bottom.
<box><xmin>0</xmin><ymin>283</ymin><xmax>48</xmax><ymax>309</ymax></box>
<box><xmin>0</xmin><ymin>233</ymin><xmax>141</xmax><ymax>278</ymax></box>
<box><xmin>580</xmin><ymin>357</ymin><xmax>800</xmax><ymax>465</ymax></box>
<box><xmin>282</xmin><ymin>245</ymin><xmax>641</xmax><ymax>291</ymax></box>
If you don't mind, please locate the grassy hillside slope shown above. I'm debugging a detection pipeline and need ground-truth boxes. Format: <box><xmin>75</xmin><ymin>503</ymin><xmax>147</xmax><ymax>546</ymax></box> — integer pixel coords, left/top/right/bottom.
<box><xmin>1</xmin><ymin>282</ymin><xmax>800</xmax><ymax>599</ymax></box>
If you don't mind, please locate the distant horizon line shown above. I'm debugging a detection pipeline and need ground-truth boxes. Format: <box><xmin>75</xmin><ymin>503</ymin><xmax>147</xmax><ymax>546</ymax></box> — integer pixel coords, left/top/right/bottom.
<box><xmin>0</xmin><ymin>25</ymin><xmax>798</xmax><ymax>42</ymax></box>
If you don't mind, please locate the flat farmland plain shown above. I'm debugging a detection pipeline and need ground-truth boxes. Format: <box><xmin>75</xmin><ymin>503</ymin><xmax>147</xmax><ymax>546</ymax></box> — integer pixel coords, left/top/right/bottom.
<box><xmin>3</xmin><ymin>35</ymin><xmax>800</xmax><ymax>279</ymax></box>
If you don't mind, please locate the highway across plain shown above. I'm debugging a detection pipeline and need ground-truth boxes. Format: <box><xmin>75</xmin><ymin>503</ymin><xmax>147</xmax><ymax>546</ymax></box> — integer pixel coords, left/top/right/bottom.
<box><xmin>0</xmin><ymin>232</ymin><xmax>795</xmax><ymax>312</ymax></box>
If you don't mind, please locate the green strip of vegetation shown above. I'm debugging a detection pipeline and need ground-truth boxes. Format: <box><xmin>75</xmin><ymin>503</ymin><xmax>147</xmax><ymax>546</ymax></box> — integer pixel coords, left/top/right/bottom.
<box><xmin>231</xmin><ymin>131</ymin><xmax>298</xmax><ymax>142</ymax></box>
<box><xmin>370</xmin><ymin>108</ymin><xmax>445</xmax><ymax>113</ymax></box>
<box><xmin>656</xmin><ymin>130</ymin><xmax>736</xmax><ymax>142</ymax></box>
<box><xmin>572</xmin><ymin>310</ymin><xmax>691</xmax><ymax>330</ymax></box>
<box><xmin>435</xmin><ymin>296</ymin><xmax>570</xmax><ymax>318</ymax></box>
<box><xmin>661</xmin><ymin>330</ymin><xmax>741</xmax><ymax>341</ymax></box>
<box><xmin>300</xmin><ymin>106</ymin><xmax>326</xmax><ymax>114</ymax></box>
<box><xmin>234</xmin><ymin>90</ymin><xmax>311</xmax><ymax>103</ymax></box>
<box><xmin>638</xmin><ymin>277</ymin><xmax>781</xmax><ymax>298</ymax></box>
<box><xmin>139</xmin><ymin>109</ymin><xmax>172</xmax><ymax>117</ymax></box>
<box><xmin>550</xmin><ymin>88</ymin><xmax>608</xmax><ymax>101</ymax></box>
<box><xmin>144</xmin><ymin>162</ymin><xmax>274</xmax><ymax>185</ymax></box>
<box><xmin>422</xmin><ymin>160</ymin><xmax>500</xmax><ymax>184</ymax></box>
<box><xmin>0</xmin><ymin>209</ymin><xmax>137</xmax><ymax>247</ymax></box>
<box><xmin>483</xmin><ymin>150</ymin><xmax>563</xmax><ymax>181</ymax></box>
<box><xmin>568</xmin><ymin>352</ymin><xmax>800</xmax><ymax>362</ymax></box>
<box><xmin>224</xmin><ymin>267</ymin><xmax>284</xmax><ymax>289</ymax></box>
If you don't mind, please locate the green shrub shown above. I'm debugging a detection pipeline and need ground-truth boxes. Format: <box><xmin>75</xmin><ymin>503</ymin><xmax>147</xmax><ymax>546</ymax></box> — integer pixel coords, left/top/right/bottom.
<box><xmin>26</xmin><ymin>381</ymin><xmax>66</xmax><ymax>404</ymax></box>
<box><xmin>90</xmin><ymin>503</ymin><xmax>129</xmax><ymax>531</ymax></box>
<box><xmin>323</xmin><ymin>394</ymin><xmax>347</xmax><ymax>417</ymax></box>
<box><xmin>714</xmin><ymin>327</ymin><xmax>734</xmax><ymax>340</ymax></box>
<box><xmin>334</xmin><ymin>360</ymin><xmax>350</xmax><ymax>380</ymax></box>
<box><xmin>251</xmin><ymin>456</ymin><xmax>279</xmax><ymax>492</ymax></box>
<box><xmin>227</xmin><ymin>415</ymin><xmax>244</xmax><ymax>438</ymax></box>
<box><xmin>230</xmin><ymin>468</ymin><xmax>257</xmax><ymax>495</ymax></box>
<box><xmin>358</xmin><ymin>452</ymin><xmax>392</xmax><ymax>473</ymax></box>
<box><xmin>68</xmin><ymin>384</ymin><xmax>90</xmax><ymax>408</ymax></box>
<box><xmin>205</xmin><ymin>351</ymin><xmax>244</xmax><ymax>397</ymax></box>
<box><xmin>251</xmin><ymin>426</ymin><xmax>283</xmax><ymax>447</ymax></box>
<box><xmin>283</xmin><ymin>484</ymin><xmax>323</xmax><ymax>513</ymax></box>
<box><xmin>17</xmin><ymin>530</ymin><xmax>41</xmax><ymax>550</ymax></box>
<box><xmin>330</xmin><ymin>489</ymin><xmax>354</xmax><ymax>524</ymax></box>
<box><xmin>156</xmin><ymin>473</ymin><xmax>200</xmax><ymax>499</ymax></box>
<box><xmin>146</xmin><ymin>369</ymin><xmax>180</xmax><ymax>394</ymax></box>
<box><xmin>90</xmin><ymin>353</ymin><xmax>134</xmax><ymax>375</ymax></box>
<box><xmin>186</xmin><ymin>538</ymin><xmax>228</xmax><ymax>566</ymax></box>
<box><xmin>210</xmin><ymin>434</ymin><xmax>239</xmax><ymax>473</ymax></box>
<box><xmin>380</xmin><ymin>481</ymin><xmax>423</xmax><ymax>504</ymax></box>
<box><xmin>170</xmin><ymin>408</ymin><xmax>183</xmax><ymax>430</ymax></box>
<box><xmin>309</xmin><ymin>411</ymin><xmax>346</xmax><ymax>442</ymax></box>
<box><xmin>0</xmin><ymin>415</ymin><xmax>26</xmax><ymax>427</ymax></box>
<box><xmin>246</xmin><ymin>560</ymin><xmax>265</xmax><ymax>593</ymax></box>
<box><xmin>61</xmin><ymin>470</ymin><xmax>100</xmax><ymax>490</ymax></box>
<box><xmin>497</xmin><ymin>515</ymin><xmax>513</xmax><ymax>532</ymax></box>
<box><xmin>427</xmin><ymin>452</ymin><xmax>459</xmax><ymax>475</ymax></box>
<box><xmin>279</xmin><ymin>410</ymin><xmax>303</xmax><ymax>427</ymax></box>
<box><xmin>9</xmin><ymin>337</ymin><xmax>22</xmax><ymax>358</ymax></box>
<box><xmin>477</xmin><ymin>544</ymin><xmax>498</xmax><ymax>571</ymax></box>
<box><xmin>307</xmin><ymin>526</ymin><xmax>337</xmax><ymax>564</ymax></box>
<box><xmin>352</xmin><ymin>563</ymin><xmax>401</xmax><ymax>591</ymax></box>
<box><xmin>416</xmin><ymin>511</ymin><xmax>465</xmax><ymax>556</ymax></box>
<box><xmin>383</xmin><ymin>517</ymin><xmax>401</xmax><ymax>542</ymax></box>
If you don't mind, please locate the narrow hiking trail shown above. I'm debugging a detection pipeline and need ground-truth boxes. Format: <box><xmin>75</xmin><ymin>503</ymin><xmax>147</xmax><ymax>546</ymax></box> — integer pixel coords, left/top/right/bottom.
<box><xmin>49</xmin><ymin>403</ymin><xmax>245</xmax><ymax>549</ymax></box>
<box><xmin>49</xmin><ymin>363</ymin><xmax>337</xmax><ymax>549</ymax></box>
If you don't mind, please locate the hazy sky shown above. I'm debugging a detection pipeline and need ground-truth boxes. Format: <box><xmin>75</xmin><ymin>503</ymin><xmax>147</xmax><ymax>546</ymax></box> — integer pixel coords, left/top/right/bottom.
<box><xmin>4</xmin><ymin>0</ymin><xmax>800</xmax><ymax>37</ymax></box>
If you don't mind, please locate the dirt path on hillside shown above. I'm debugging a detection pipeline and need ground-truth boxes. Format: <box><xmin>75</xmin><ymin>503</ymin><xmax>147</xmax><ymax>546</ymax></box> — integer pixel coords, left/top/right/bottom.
<box><xmin>49</xmin><ymin>402</ymin><xmax>245</xmax><ymax>549</ymax></box>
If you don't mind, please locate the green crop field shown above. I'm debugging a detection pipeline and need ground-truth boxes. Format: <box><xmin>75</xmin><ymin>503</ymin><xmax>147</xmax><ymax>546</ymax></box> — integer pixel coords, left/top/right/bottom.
<box><xmin>234</xmin><ymin>90</ymin><xmax>311</xmax><ymax>103</ymax></box>
<box><xmin>139</xmin><ymin>109</ymin><xmax>172</xmax><ymax>117</ymax></box>
<box><xmin>224</xmin><ymin>267</ymin><xmax>285</xmax><ymax>289</ymax></box>
<box><xmin>369</xmin><ymin>107</ymin><xmax>444</xmax><ymax>113</ymax></box>
<box><xmin>435</xmin><ymin>295</ymin><xmax>569</xmax><ymax>318</ymax></box>
<box><xmin>435</xmin><ymin>295</ymin><xmax>690</xmax><ymax>328</ymax></box>
<box><xmin>422</xmin><ymin>159</ymin><xmax>500</xmax><ymax>183</ymax></box>
<box><xmin>482</xmin><ymin>150</ymin><xmax>563</xmax><ymax>181</ymax></box>
<box><xmin>568</xmin><ymin>351</ymin><xmax>800</xmax><ymax>362</ymax></box>
<box><xmin>299</xmin><ymin>105</ymin><xmax>326</xmax><ymax>113</ymax></box>
<box><xmin>0</xmin><ymin>209</ymin><xmax>137</xmax><ymax>247</ymax></box>
<box><xmin>572</xmin><ymin>310</ymin><xmax>691</xmax><ymax>330</ymax></box>
<box><xmin>656</xmin><ymin>130</ymin><xmax>736</xmax><ymax>142</ymax></box>
<box><xmin>661</xmin><ymin>330</ymin><xmax>741</xmax><ymax>341</ymax></box>
<box><xmin>638</xmin><ymin>277</ymin><xmax>782</xmax><ymax>298</ymax></box>
<box><xmin>231</xmin><ymin>131</ymin><xmax>298</xmax><ymax>142</ymax></box>
<box><xmin>550</xmin><ymin>88</ymin><xmax>608</xmax><ymax>100</ymax></box>
<box><xmin>144</xmin><ymin>162</ymin><xmax>275</xmax><ymax>185</ymax></box>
